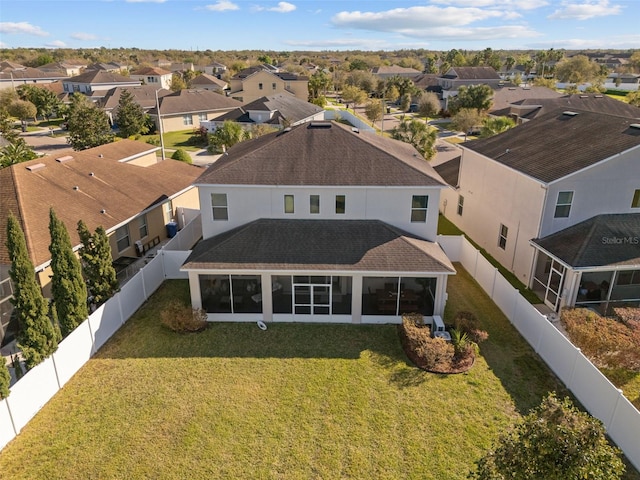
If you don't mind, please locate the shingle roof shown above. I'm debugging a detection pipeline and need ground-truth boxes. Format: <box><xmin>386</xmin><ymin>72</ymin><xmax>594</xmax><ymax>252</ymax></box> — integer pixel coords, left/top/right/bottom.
<box><xmin>0</xmin><ymin>140</ymin><xmax>202</xmax><ymax>267</ymax></box>
<box><xmin>101</xmin><ymin>85</ymin><xmax>171</xmax><ymax>111</ymax></box>
<box><xmin>150</xmin><ymin>89</ymin><xmax>242</xmax><ymax>115</ymax></box>
<box><xmin>195</xmin><ymin>121</ymin><xmax>447</xmax><ymax>187</ymax></box>
<box><xmin>66</xmin><ymin>70</ymin><xmax>137</xmax><ymax>84</ymax></box>
<box><xmin>462</xmin><ymin>108</ymin><xmax>640</xmax><ymax>183</ymax></box>
<box><xmin>183</xmin><ymin>219</ymin><xmax>456</xmax><ymax>273</ymax></box>
<box><xmin>130</xmin><ymin>66</ymin><xmax>171</xmax><ymax>76</ymax></box>
<box><xmin>0</xmin><ymin>67</ymin><xmax>67</xmax><ymax>81</ymax></box>
<box><xmin>532</xmin><ymin>214</ymin><xmax>640</xmax><ymax>268</ymax></box>
<box><xmin>442</xmin><ymin>67</ymin><xmax>501</xmax><ymax>80</ymax></box>
<box><xmin>489</xmin><ymin>86</ymin><xmax>564</xmax><ymax>116</ymax></box>
<box><xmin>515</xmin><ymin>94</ymin><xmax>640</xmax><ymax>121</ymax></box>
<box><xmin>433</xmin><ymin>156</ymin><xmax>461</xmax><ymax>187</ymax></box>
<box><xmin>190</xmin><ymin>74</ymin><xmax>227</xmax><ymax>88</ymax></box>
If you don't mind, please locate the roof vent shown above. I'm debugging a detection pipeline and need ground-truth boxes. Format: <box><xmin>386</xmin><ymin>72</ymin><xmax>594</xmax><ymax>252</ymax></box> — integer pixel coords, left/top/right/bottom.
<box><xmin>308</xmin><ymin>122</ymin><xmax>331</xmax><ymax>129</ymax></box>
<box><xmin>98</xmin><ymin>154</ymin><xmax>104</xmax><ymax>158</ymax></box>
<box><xmin>630</xmin><ymin>124</ymin><xmax>640</xmax><ymax>129</ymax></box>
<box><xmin>56</xmin><ymin>155</ymin><xmax>74</xmax><ymax>163</ymax></box>
<box><xmin>595</xmin><ymin>94</ymin><xmax>603</xmax><ymax>98</ymax></box>
<box><xmin>26</xmin><ymin>163</ymin><xmax>46</xmax><ymax>172</ymax></box>
<box><xmin>579</xmin><ymin>95</ymin><xmax>588</xmax><ymax>98</ymax></box>
<box><xmin>89</xmin><ymin>172</ymin><xmax>95</xmax><ymax>176</ymax></box>
<box><xmin>73</xmin><ymin>185</ymin><xmax>79</xmax><ymax>190</ymax></box>
<box><xmin>100</xmin><ymin>209</ymin><xmax>106</xmax><ymax>214</ymax></box>
<box><xmin>562</xmin><ymin>111</ymin><xmax>579</xmax><ymax>117</ymax></box>
<box><xmin>352</xmin><ymin>127</ymin><xmax>359</xmax><ymax>134</ymax></box>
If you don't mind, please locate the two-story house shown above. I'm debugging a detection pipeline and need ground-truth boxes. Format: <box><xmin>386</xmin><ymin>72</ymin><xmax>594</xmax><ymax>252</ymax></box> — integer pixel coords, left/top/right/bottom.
<box><xmin>182</xmin><ymin>121</ymin><xmax>455</xmax><ymax>324</ymax></box>
<box><xmin>0</xmin><ymin>140</ymin><xmax>202</xmax><ymax>346</ymax></box>
<box><xmin>129</xmin><ymin>66</ymin><xmax>173</xmax><ymax>90</ymax></box>
<box><xmin>437</xmin><ymin>108</ymin><xmax>640</xmax><ymax>313</ymax></box>
<box><xmin>228</xmin><ymin>66</ymin><xmax>309</xmax><ymax>103</ymax></box>
<box><xmin>438</xmin><ymin>66</ymin><xmax>504</xmax><ymax>110</ymax></box>
<box><xmin>62</xmin><ymin>70</ymin><xmax>141</xmax><ymax>101</ymax></box>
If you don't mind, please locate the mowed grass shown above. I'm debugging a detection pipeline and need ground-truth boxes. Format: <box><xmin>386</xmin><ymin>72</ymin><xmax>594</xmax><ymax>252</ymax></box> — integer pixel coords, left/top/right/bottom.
<box><xmin>1</xmin><ymin>269</ymin><xmax>636</xmax><ymax>479</ymax></box>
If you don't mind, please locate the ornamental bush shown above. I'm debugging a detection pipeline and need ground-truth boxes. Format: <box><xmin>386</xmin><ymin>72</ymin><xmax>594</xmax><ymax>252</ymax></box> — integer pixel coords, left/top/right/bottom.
<box><xmin>171</xmin><ymin>149</ymin><xmax>192</xmax><ymax>164</ymax></box>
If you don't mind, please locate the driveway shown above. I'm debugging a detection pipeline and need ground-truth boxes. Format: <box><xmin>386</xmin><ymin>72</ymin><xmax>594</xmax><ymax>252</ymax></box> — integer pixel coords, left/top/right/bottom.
<box><xmin>20</xmin><ymin>128</ymin><xmax>74</xmax><ymax>157</ymax></box>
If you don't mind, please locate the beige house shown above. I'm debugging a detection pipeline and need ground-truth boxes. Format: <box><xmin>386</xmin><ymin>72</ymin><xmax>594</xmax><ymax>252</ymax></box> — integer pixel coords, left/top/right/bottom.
<box><xmin>0</xmin><ymin>67</ymin><xmax>68</xmax><ymax>91</ymax></box>
<box><xmin>149</xmin><ymin>89</ymin><xmax>242</xmax><ymax>133</ymax></box>
<box><xmin>0</xmin><ymin>140</ymin><xmax>202</xmax><ymax>345</ymax></box>
<box><xmin>63</xmin><ymin>70</ymin><xmax>141</xmax><ymax>100</ymax></box>
<box><xmin>228</xmin><ymin>67</ymin><xmax>309</xmax><ymax>103</ymax></box>
<box><xmin>130</xmin><ymin>66</ymin><xmax>173</xmax><ymax>90</ymax></box>
<box><xmin>190</xmin><ymin>74</ymin><xmax>228</xmax><ymax>92</ymax></box>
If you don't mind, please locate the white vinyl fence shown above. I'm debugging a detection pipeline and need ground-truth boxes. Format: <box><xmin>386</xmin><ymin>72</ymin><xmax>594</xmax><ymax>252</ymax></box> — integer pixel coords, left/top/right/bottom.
<box><xmin>0</xmin><ymin>215</ymin><xmax>201</xmax><ymax>451</ymax></box>
<box><xmin>437</xmin><ymin>234</ymin><xmax>640</xmax><ymax>471</ymax></box>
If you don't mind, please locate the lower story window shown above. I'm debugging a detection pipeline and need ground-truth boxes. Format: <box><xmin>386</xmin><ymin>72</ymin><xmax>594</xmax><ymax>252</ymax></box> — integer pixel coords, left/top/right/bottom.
<box><xmin>116</xmin><ymin>225</ymin><xmax>130</xmax><ymax>252</ymax></box>
<box><xmin>457</xmin><ymin>195</ymin><xmax>464</xmax><ymax>216</ymax></box>
<box><xmin>498</xmin><ymin>224</ymin><xmax>508</xmax><ymax>250</ymax></box>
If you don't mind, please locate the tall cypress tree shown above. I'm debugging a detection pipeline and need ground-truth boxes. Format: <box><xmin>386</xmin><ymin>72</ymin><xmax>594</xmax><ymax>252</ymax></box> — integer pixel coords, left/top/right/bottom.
<box><xmin>6</xmin><ymin>213</ymin><xmax>58</xmax><ymax>369</ymax></box>
<box><xmin>49</xmin><ymin>208</ymin><xmax>88</xmax><ymax>337</ymax></box>
<box><xmin>77</xmin><ymin>220</ymin><xmax>119</xmax><ymax>307</ymax></box>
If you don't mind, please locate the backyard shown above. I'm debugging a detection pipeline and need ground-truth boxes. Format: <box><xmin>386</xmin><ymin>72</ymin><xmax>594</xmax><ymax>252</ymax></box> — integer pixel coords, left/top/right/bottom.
<box><xmin>0</xmin><ymin>268</ymin><xmax>637</xmax><ymax>479</ymax></box>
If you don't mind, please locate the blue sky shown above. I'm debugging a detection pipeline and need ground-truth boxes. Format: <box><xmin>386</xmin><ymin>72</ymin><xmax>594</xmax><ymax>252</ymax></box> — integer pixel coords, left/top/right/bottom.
<box><xmin>1</xmin><ymin>0</ymin><xmax>639</xmax><ymax>52</ymax></box>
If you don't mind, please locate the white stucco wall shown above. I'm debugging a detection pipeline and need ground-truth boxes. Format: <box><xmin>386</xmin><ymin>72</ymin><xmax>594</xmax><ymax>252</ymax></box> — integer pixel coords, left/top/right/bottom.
<box><xmin>539</xmin><ymin>148</ymin><xmax>640</xmax><ymax>237</ymax></box>
<box><xmin>198</xmin><ymin>185</ymin><xmax>442</xmax><ymax>242</ymax></box>
<box><xmin>440</xmin><ymin>148</ymin><xmax>546</xmax><ymax>285</ymax></box>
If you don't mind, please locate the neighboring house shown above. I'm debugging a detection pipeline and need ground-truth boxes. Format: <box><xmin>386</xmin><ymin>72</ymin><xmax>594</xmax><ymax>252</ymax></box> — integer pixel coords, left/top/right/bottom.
<box><xmin>0</xmin><ymin>140</ymin><xmax>202</xmax><ymax>345</ymax></box>
<box><xmin>85</xmin><ymin>62</ymin><xmax>129</xmax><ymax>73</ymax></box>
<box><xmin>37</xmin><ymin>62</ymin><xmax>83</xmax><ymax>77</ymax></box>
<box><xmin>100</xmin><ymin>85</ymin><xmax>171</xmax><ymax>125</ymax></box>
<box><xmin>203</xmin><ymin>62</ymin><xmax>227</xmax><ymax>76</ymax></box>
<box><xmin>605</xmin><ymin>73</ymin><xmax>640</xmax><ymax>92</ymax></box>
<box><xmin>0</xmin><ymin>61</ymin><xmax>27</xmax><ymax>71</ymax></box>
<box><xmin>437</xmin><ymin>108</ymin><xmax>640</xmax><ymax>313</ymax></box>
<box><xmin>182</xmin><ymin>121</ymin><xmax>455</xmax><ymax>324</ymax></box>
<box><xmin>129</xmin><ymin>66</ymin><xmax>173</xmax><ymax>90</ymax></box>
<box><xmin>493</xmin><ymin>93</ymin><xmax>640</xmax><ymax>124</ymax></box>
<box><xmin>62</xmin><ymin>70</ymin><xmax>141</xmax><ymax>100</ymax></box>
<box><xmin>228</xmin><ymin>66</ymin><xmax>309</xmax><ymax>103</ymax></box>
<box><xmin>148</xmin><ymin>89</ymin><xmax>243</xmax><ymax>133</ymax></box>
<box><xmin>412</xmin><ymin>73</ymin><xmax>442</xmax><ymax>96</ymax></box>
<box><xmin>204</xmin><ymin>93</ymin><xmax>324</xmax><ymax>132</ymax></box>
<box><xmin>489</xmin><ymin>86</ymin><xmax>564</xmax><ymax>120</ymax></box>
<box><xmin>189</xmin><ymin>74</ymin><xmax>228</xmax><ymax>92</ymax></box>
<box><xmin>0</xmin><ymin>67</ymin><xmax>68</xmax><ymax>91</ymax></box>
<box><xmin>438</xmin><ymin>66</ymin><xmax>504</xmax><ymax>109</ymax></box>
<box><xmin>371</xmin><ymin>65</ymin><xmax>422</xmax><ymax>79</ymax></box>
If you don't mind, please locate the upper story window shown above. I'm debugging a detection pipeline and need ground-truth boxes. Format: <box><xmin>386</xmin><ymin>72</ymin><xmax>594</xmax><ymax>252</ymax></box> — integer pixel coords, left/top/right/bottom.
<box><xmin>554</xmin><ymin>191</ymin><xmax>573</xmax><ymax>218</ymax></box>
<box><xmin>335</xmin><ymin>195</ymin><xmax>346</xmax><ymax>214</ymax></box>
<box><xmin>457</xmin><ymin>195</ymin><xmax>464</xmax><ymax>216</ymax></box>
<box><xmin>163</xmin><ymin>200</ymin><xmax>173</xmax><ymax>224</ymax></box>
<box><xmin>183</xmin><ymin>115</ymin><xmax>193</xmax><ymax>126</ymax></box>
<box><xmin>116</xmin><ymin>225</ymin><xmax>130</xmax><ymax>252</ymax></box>
<box><xmin>498</xmin><ymin>224</ymin><xmax>508</xmax><ymax>250</ymax></box>
<box><xmin>284</xmin><ymin>195</ymin><xmax>295</xmax><ymax>214</ymax></box>
<box><xmin>272</xmin><ymin>83</ymin><xmax>277</xmax><ymax>90</ymax></box>
<box><xmin>198</xmin><ymin>113</ymin><xmax>207</xmax><ymax>122</ymax></box>
<box><xmin>147</xmin><ymin>76</ymin><xmax>157</xmax><ymax>83</ymax></box>
<box><xmin>211</xmin><ymin>193</ymin><xmax>228</xmax><ymax>221</ymax></box>
<box><xmin>310</xmin><ymin>195</ymin><xmax>320</xmax><ymax>214</ymax></box>
<box><xmin>411</xmin><ymin>195</ymin><xmax>428</xmax><ymax>222</ymax></box>
<box><xmin>138</xmin><ymin>214</ymin><xmax>148</xmax><ymax>238</ymax></box>
<box><xmin>258</xmin><ymin>83</ymin><xmax>263</xmax><ymax>90</ymax></box>
<box><xmin>632</xmin><ymin>189</ymin><xmax>640</xmax><ymax>208</ymax></box>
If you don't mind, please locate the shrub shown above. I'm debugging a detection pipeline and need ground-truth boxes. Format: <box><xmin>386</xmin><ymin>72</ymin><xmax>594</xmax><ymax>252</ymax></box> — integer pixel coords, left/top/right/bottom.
<box><xmin>161</xmin><ymin>300</ymin><xmax>208</xmax><ymax>333</ymax></box>
<box><xmin>452</xmin><ymin>310</ymin><xmax>488</xmax><ymax>345</ymax></box>
<box><xmin>562</xmin><ymin>308</ymin><xmax>640</xmax><ymax>371</ymax></box>
<box><xmin>171</xmin><ymin>149</ymin><xmax>192</xmax><ymax>164</ymax></box>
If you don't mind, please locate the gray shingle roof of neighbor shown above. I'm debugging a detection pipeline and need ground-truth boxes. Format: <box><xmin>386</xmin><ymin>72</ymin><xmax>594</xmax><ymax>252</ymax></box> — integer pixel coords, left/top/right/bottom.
<box><xmin>515</xmin><ymin>93</ymin><xmax>640</xmax><ymax>121</ymax></box>
<box><xmin>462</xmin><ymin>108</ymin><xmax>640</xmax><ymax>183</ymax></box>
<box><xmin>190</xmin><ymin>74</ymin><xmax>227</xmax><ymax>88</ymax></box>
<box><xmin>532</xmin><ymin>214</ymin><xmax>640</xmax><ymax>268</ymax></box>
<box><xmin>149</xmin><ymin>89</ymin><xmax>243</xmax><ymax>115</ymax></box>
<box><xmin>101</xmin><ymin>85</ymin><xmax>171</xmax><ymax>111</ymax></box>
<box><xmin>442</xmin><ymin>66</ymin><xmax>501</xmax><ymax>80</ymax></box>
<box><xmin>130</xmin><ymin>66</ymin><xmax>171</xmax><ymax>76</ymax></box>
<box><xmin>66</xmin><ymin>70</ymin><xmax>137</xmax><ymax>84</ymax></box>
<box><xmin>195</xmin><ymin>121</ymin><xmax>447</xmax><ymax>187</ymax></box>
<box><xmin>433</xmin><ymin>156</ymin><xmax>461</xmax><ymax>187</ymax></box>
<box><xmin>183</xmin><ymin>219</ymin><xmax>456</xmax><ymax>273</ymax></box>
<box><xmin>489</xmin><ymin>86</ymin><xmax>564</xmax><ymax>115</ymax></box>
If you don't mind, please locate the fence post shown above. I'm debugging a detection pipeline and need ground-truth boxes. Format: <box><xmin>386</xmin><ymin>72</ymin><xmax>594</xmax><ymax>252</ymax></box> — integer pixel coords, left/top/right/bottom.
<box><xmin>51</xmin><ymin>353</ymin><xmax>62</xmax><ymax>390</ymax></box>
<box><xmin>607</xmin><ymin>388</ymin><xmax>624</xmax><ymax>430</ymax></box>
<box><xmin>568</xmin><ymin>347</ymin><xmax>581</xmax><ymax>391</ymax></box>
<box><xmin>4</xmin><ymin>399</ymin><xmax>18</xmax><ymax>437</ymax></box>
<box><xmin>490</xmin><ymin>268</ymin><xmax>498</xmax><ymax>299</ymax></box>
<box><xmin>140</xmin><ymin>267</ymin><xmax>148</xmax><ymax>301</ymax></box>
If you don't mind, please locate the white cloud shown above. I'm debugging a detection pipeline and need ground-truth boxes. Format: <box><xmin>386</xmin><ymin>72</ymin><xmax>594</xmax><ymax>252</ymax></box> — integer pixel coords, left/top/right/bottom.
<box><xmin>548</xmin><ymin>0</ymin><xmax>622</xmax><ymax>20</ymax></box>
<box><xmin>204</xmin><ymin>0</ymin><xmax>239</xmax><ymax>11</ymax></box>
<box><xmin>253</xmin><ymin>2</ymin><xmax>296</xmax><ymax>13</ymax></box>
<box><xmin>431</xmin><ymin>0</ymin><xmax>548</xmax><ymax>9</ymax></box>
<box><xmin>0</xmin><ymin>21</ymin><xmax>48</xmax><ymax>36</ymax></box>
<box><xmin>45</xmin><ymin>40</ymin><xmax>67</xmax><ymax>47</ymax></box>
<box><xmin>529</xmin><ymin>33</ymin><xmax>640</xmax><ymax>49</ymax></box>
<box><xmin>71</xmin><ymin>32</ymin><xmax>98</xmax><ymax>41</ymax></box>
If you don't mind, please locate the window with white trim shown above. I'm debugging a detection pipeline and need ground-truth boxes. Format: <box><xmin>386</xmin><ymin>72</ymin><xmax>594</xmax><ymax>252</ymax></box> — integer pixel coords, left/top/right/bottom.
<box><xmin>198</xmin><ymin>113</ymin><xmax>207</xmax><ymax>122</ymax></box>
<box><xmin>310</xmin><ymin>195</ymin><xmax>320</xmax><ymax>214</ymax></box>
<box><xmin>554</xmin><ymin>191</ymin><xmax>573</xmax><ymax>218</ymax></box>
<box><xmin>498</xmin><ymin>224</ymin><xmax>508</xmax><ymax>250</ymax></box>
<box><xmin>411</xmin><ymin>195</ymin><xmax>428</xmax><ymax>222</ymax></box>
<box><xmin>335</xmin><ymin>195</ymin><xmax>345</xmax><ymax>214</ymax></box>
<box><xmin>211</xmin><ymin>193</ymin><xmax>228</xmax><ymax>221</ymax></box>
<box><xmin>457</xmin><ymin>195</ymin><xmax>464</xmax><ymax>216</ymax></box>
<box><xmin>138</xmin><ymin>214</ymin><xmax>148</xmax><ymax>238</ymax></box>
<box><xmin>116</xmin><ymin>225</ymin><xmax>130</xmax><ymax>252</ymax></box>
<box><xmin>163</xmin><ymin>200</ymin><xmax>173</xmax><ymax>224</ymax></box>
<box><xmin>284</xmin><ymin>195</ymin><xmax>294</xmax><ymax>214</ymax></box>
<box><xmin>183</xmin><ymin>115</ymin><xmax>193</xmax><ymax>126</ymax></box>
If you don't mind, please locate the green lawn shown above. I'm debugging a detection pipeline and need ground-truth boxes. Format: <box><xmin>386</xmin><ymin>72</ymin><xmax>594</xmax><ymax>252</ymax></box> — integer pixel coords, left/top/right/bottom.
<box><xmin>140</xmin><ymin>129</ymin><xmax>205</xmax><ymax>152</ymax></box>
<box><xmin>0</xmin><ymin>271</ymin><xmax>637</xmax><ymax>479</ymax></box>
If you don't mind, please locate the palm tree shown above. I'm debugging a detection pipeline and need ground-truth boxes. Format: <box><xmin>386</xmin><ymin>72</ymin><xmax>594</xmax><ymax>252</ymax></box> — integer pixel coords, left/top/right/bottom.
<box><xmin>0</xmin><ymin>139</ymin><xmax>38</xmax><ymax>168</ymax></box>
